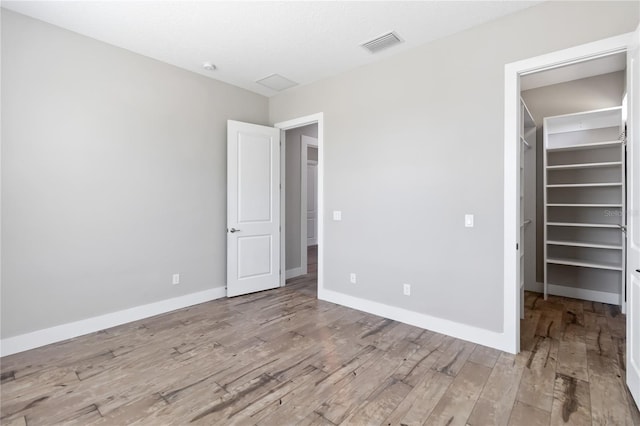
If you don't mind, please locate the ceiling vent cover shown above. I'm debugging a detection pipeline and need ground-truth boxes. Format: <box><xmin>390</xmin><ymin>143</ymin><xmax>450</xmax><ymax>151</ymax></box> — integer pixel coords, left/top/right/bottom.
<box><xmin>256</xmin><ymin>74</ymin><xmax>298</xmax><ymax>92</ymax></box>
<box><xmin>361</xmin><ymin>31</ymin><xmax>403</xmax><ymax>54</ymax></box>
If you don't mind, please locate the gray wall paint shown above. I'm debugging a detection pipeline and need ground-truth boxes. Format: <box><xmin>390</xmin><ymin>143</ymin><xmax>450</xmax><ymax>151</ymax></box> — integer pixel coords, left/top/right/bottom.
<box><xmin>1</xmin><ymin>10</ymin><xmax>269</xmax><ymax>338</ymax></box>
<box><xmin>285</xmin><ymin>124</ymin><xmax>318</xmax><ymax>271</ymax></box>
<box><xmin>2</xmin><ymin>2</ymin><xmax>638</xmax><ymax>341</ymax></box>
<box><xmin>269</xmin><ymin>1</ymin><xmax>639</xmax><ymax>332</ymax></box>
<box><xmin>521</xmin><ymin>71</ymin><xmax>625</xmax><ymax>284</ymax></box>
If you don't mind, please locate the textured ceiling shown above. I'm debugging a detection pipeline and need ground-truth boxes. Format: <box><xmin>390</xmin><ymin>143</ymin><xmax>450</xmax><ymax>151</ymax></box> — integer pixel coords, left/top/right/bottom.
<box><xmin>3</xmin><ymin>1</ymin><xmax>542</xmax><ymax>97</ymax></box>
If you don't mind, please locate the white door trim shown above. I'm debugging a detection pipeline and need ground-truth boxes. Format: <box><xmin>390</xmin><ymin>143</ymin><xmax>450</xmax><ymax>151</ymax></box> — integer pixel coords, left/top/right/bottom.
<box><xmin>503</xmin><ymin>32</ymin><xmax>632</xmax><ymax>354</ymax></box>
<box><xmin>306</xmin><ymin>160</ymin><xmax>319</xmax><ymax>245</ymax></box>
<box><xmin>301</xmin><ymin>135</ymin><xmax>318</xmax><ymax>275</ymax></box>
<box><xmin>625</xmin><ymin>23</ymin><xmax>640</xmax><ymax>409</ymax></box>
<box><xmin>275</xmin><ymin>113</ymin><xmax>324</xmax><ymax>295</ymax></box>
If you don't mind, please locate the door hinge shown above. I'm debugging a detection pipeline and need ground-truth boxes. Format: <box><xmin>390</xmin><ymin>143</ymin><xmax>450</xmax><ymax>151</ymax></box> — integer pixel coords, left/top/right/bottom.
<box><xmin>516</xmin><ymin>243</ymin><xmax>519</xmax><ymax>250</ymax></box>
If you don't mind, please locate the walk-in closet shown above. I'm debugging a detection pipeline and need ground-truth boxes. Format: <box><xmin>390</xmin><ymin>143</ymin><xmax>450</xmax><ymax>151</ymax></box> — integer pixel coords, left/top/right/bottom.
<box><xmin>519</xmin><ymin>52</ymin><xmax>628</xmax><ymax>311</ymax></box>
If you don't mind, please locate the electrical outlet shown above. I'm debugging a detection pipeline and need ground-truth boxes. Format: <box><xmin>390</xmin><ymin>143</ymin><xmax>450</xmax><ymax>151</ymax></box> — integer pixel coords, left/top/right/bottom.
<box><xmin>172</xmin><ymin>273</ymin><xmax>180</xmax><ymax>285</ymax></box>
<box><xmin>350</xmin><ymin>273</ymin><xmax>357</xmax><ymax>284</ymax></box>
<box><xmin>403</xmin><ymin>283</ymin><xmax>411</xmax><ymax>296</ymax></box>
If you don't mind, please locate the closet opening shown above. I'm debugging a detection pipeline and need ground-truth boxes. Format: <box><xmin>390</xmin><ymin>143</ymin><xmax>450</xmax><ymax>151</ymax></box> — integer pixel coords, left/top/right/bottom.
<box><xmin>503</xmin><ymin>33</ymin><xmax>636</xmax><ymax>355</ymax></box>
<box><xmin>505</xmin><ymin>28</ymin><xmax>639</xmax><ymax>410</ymax></box>
<box><xmin>519</xmin><ymin>52</ymin><xmax>628</xmax><ymax>312</ymax></box>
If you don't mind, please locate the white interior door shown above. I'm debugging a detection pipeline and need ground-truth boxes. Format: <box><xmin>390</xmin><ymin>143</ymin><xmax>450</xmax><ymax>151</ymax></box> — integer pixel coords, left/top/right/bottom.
<box><xmin>307</xmin><ymin>161</ymin><xmax>318</xmax><ymax>246</ymax></box>
<box><xmin>227</xmin><ymin>120</ymin><xmax>280</xmax><ymax>297</ymax></box>
<box><xmin>626</xmin><ymin>23</ymin><xmax>640</xmax><ymax>409</ymax></box>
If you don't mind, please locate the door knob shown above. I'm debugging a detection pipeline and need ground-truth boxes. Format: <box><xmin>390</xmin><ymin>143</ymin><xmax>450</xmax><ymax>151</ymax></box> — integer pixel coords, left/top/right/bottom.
<box><xmin>229</xmin><ymin>228</ymin><xmax>241</xmax><ymax>233</ymax></box>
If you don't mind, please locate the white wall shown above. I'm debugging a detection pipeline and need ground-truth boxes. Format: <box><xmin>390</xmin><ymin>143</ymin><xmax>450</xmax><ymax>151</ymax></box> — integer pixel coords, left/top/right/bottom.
<box><xmin>1</xmin><ymin>10</ymin><xmax>269</xmax><ymax>339</ymax></box>
<box><xmin>269</xmin><ymin>1</ymin><xmax>639</xmax><ymax>334</ymax></box>
<box><xmin>521</xmin><ymin>71</ymin><xmax>626</xmax><ymax>283</ymax></box>
<box><xmin>284</xmin><ymin>124</ymin><xmax>318</xmax><ymax>272</ymax></box>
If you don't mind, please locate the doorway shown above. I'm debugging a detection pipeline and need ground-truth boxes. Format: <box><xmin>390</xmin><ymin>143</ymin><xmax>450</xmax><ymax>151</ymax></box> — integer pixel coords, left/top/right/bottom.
<box><xmin>226</xmin><ymin>114</ymin><xmax>324</xmax><ymax>298</ymax></box>
<box><xmin>503</xmin><ymin>33</ymin><xmax>633</xmax><ymax>354</ymax></box>
<box><xmin>275</xmin><ymin>113</ymin><xmax>324</xmax><ymax>298</ymax></box>
<box><xmin>282</xmin><ymin>125</ymin><xmax>318</xmax><ymax>280</ymax></box>
<box><xmin>504</xmin><ymin>28</ymin><xmax>640</xmax><ymax>410</ymax></box>
<box><xmin>520</xmin><ymin>56</ymin><xmax>627</xmax><ymax>307</ymax></box>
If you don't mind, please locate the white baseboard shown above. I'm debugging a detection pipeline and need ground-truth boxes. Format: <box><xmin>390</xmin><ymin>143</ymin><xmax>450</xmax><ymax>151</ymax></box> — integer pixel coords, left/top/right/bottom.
<box><xmin>0</xmin><ymin>287</ymin><xmax>226</xmax><ymax>357</ymax></box>
<box><xmin>524</xmin><ymin>281</ymin><xmax>541</xmax><ymax>292</ymax></box>
<box><xmin>286</xmin><ymin>267</ymin><xmax>306</xmax><ymax>279</ymax></box>
<box><xmin>317</xmin><ymin>288</ymin><xmax>512</xmax><ymax>353</ymax></box>
<box><xmin>528</xmin><ymin>282</ymin><xmax>619</xmax><ymax>305</ymax></box>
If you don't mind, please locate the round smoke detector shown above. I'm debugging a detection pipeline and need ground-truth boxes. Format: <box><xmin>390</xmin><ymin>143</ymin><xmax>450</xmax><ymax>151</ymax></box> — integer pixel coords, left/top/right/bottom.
<box><xmin>203</xmin><ymin>62</ymin><xmax>217</xmax><ymax>71</ymax></box>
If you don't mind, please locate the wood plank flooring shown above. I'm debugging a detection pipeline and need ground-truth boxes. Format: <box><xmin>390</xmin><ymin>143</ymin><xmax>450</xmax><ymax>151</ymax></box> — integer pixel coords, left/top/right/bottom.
<box><xmin>1</xmin><ymin>247</ymin><xmax>638</xmax><ymax>425</ymax></box>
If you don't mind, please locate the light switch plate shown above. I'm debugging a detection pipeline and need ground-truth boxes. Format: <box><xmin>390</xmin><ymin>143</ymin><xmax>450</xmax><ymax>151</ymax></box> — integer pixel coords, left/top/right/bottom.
<box><xmin>465</xmin><ymin>214</ymin><xmax>474</xmax><ymax>228</ymax></box>
<box><xmin>333</xmin><ymin>210</ymin><xmax>342</xmax><ymax>221</ymax></box>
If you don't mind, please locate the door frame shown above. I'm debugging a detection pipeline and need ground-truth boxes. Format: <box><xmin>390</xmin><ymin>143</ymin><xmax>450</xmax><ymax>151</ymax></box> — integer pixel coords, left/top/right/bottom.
<box><xmin>305</xmin><ymin>159</ymin><xmax>319</xmax><ymax>247</ymax></box>
<box><xmin>503</xmin><ymin>33</ymin><xmax>632</xmax><ymax>354</ymax></box>
<box><xmin>301</xmin><ymin>135</ymin><xmax>319</xmax><ymax>274</ymax></box>
<box><xmin>274</xmin><ymin>113</ymin><xmax>324</xmax><ymax>292</ymax></box>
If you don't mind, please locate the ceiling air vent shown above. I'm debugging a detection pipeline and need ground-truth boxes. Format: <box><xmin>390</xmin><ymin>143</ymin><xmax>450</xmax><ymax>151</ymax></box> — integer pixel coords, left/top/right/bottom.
<box><xmin>256</xmin><ymin>74</ymin><xmax>298</xmax><ymax>92</ymax></box>
<box><xmin>361</xmin><ymin>31</ymin><xmax>403</xmax><ymax>54</ymax></box>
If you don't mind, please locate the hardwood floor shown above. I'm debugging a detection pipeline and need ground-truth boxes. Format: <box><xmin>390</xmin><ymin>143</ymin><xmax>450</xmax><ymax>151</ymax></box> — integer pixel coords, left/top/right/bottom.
<box><xmin>1</xmin><ymin>249</ymin><xmax>638</xmax><ymax>425</ymax></box>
